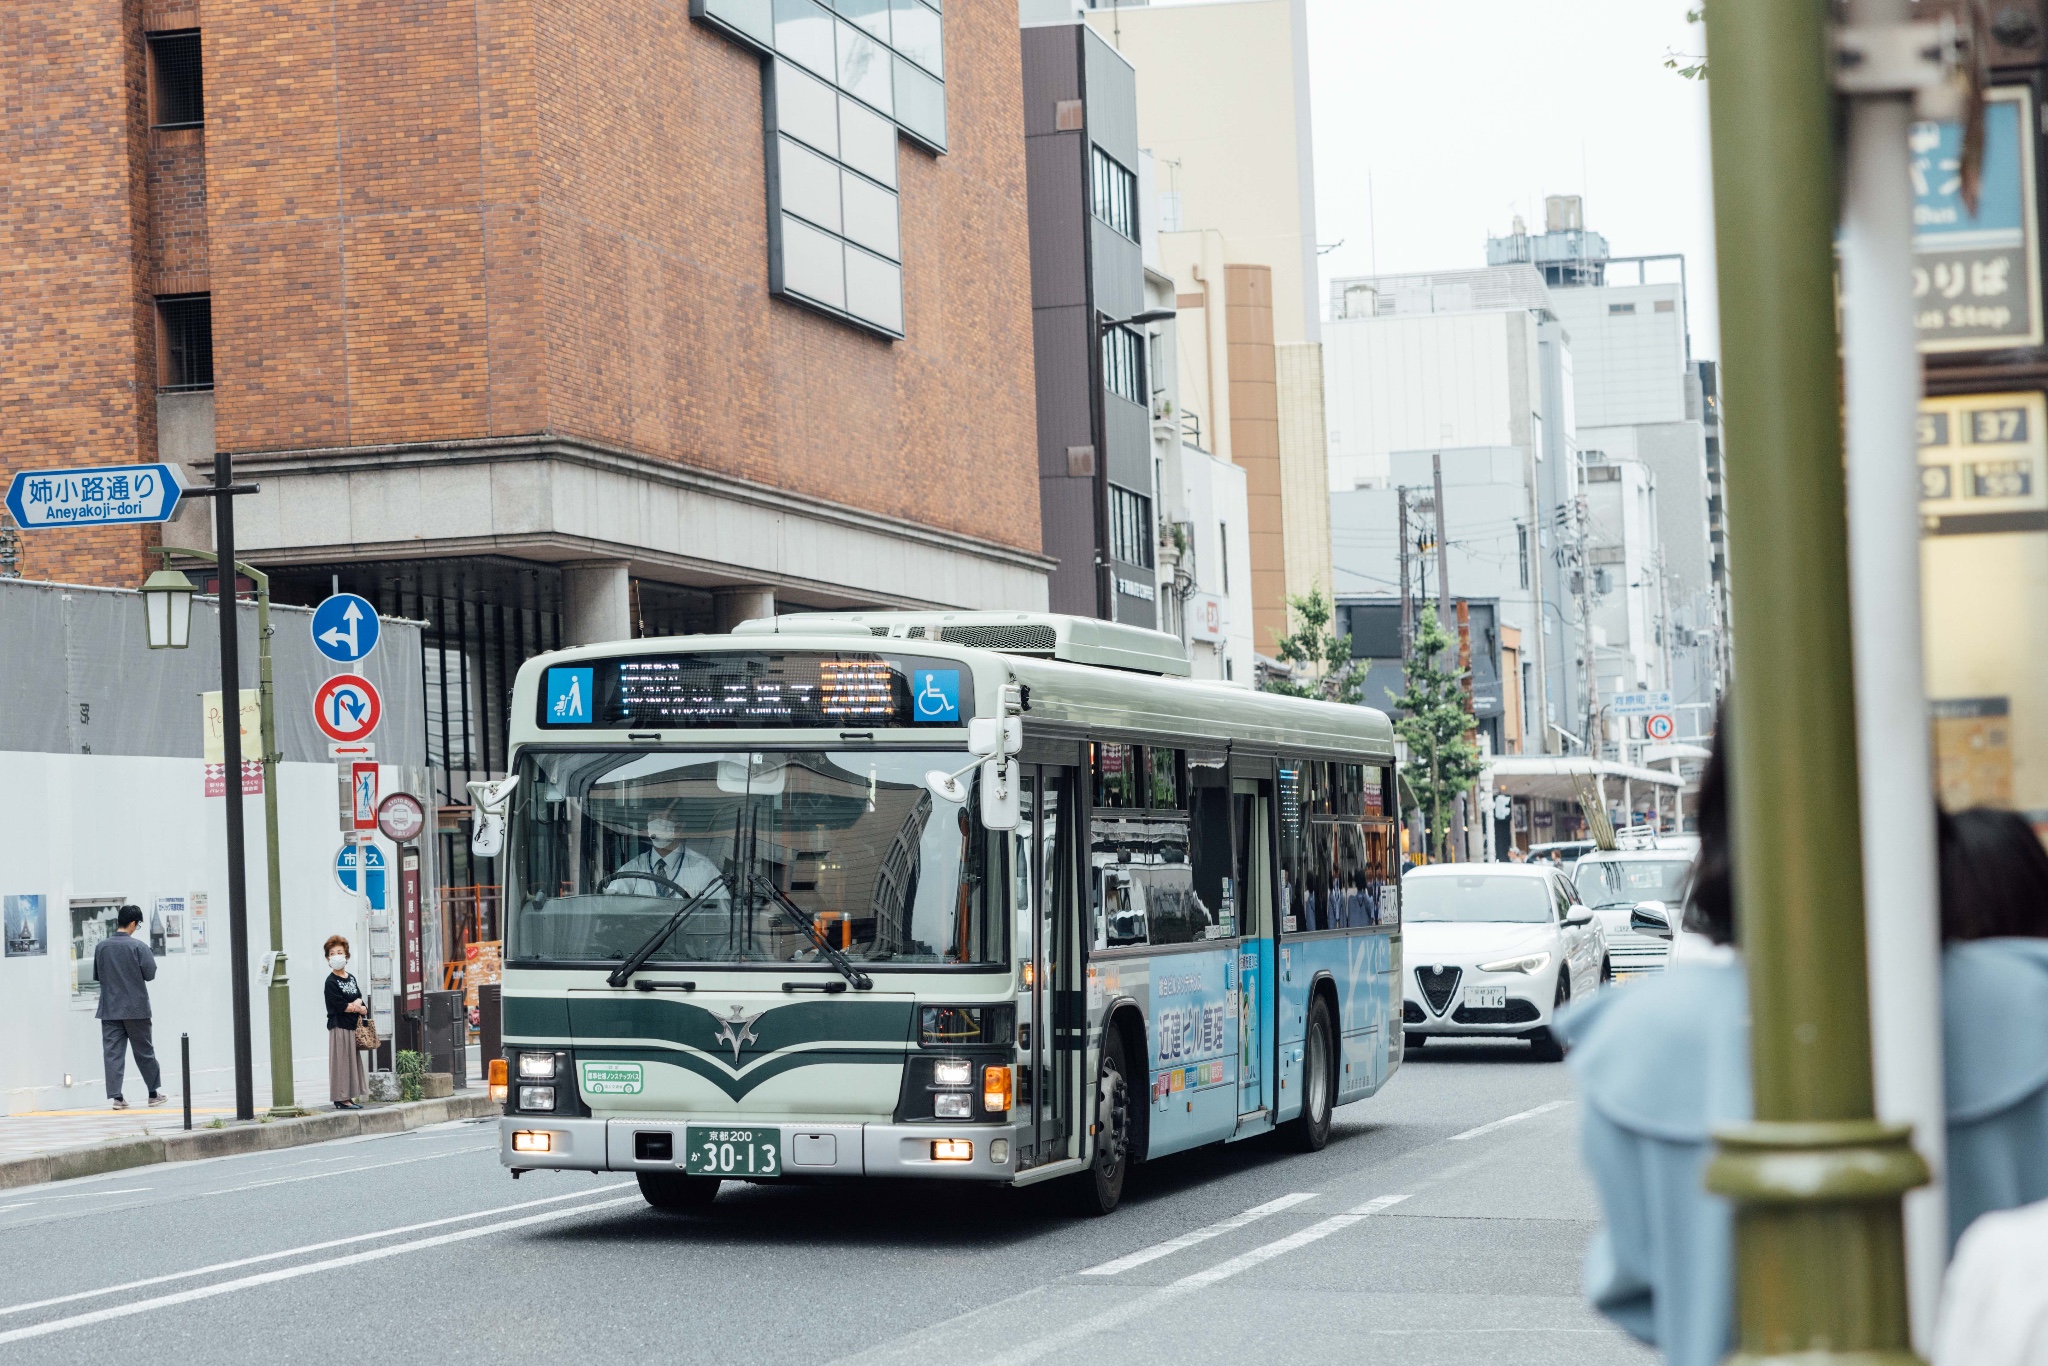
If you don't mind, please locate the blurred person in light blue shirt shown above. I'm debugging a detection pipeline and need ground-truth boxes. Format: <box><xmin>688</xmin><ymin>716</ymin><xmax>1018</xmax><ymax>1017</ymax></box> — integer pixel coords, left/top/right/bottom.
<box><xmin>1560</xmin><ymin>731</ymin><xmax>2048</xmax><ymax>1366</ymax></box>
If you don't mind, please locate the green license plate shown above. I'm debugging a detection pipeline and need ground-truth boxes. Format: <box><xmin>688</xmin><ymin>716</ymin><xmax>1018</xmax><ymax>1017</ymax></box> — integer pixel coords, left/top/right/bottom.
<box><xmin>684</xmin><ymin>1126</ymin><xmax>782</xmax><ymax>1178</ymax></box>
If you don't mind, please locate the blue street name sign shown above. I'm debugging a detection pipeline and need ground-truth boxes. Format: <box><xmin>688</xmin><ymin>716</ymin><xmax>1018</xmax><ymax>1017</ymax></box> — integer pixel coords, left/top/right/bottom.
<box><xmin>311</xmin><ymin>592</ymin><xmax>381</xmax><ymax>664</ymax></box>
<box><xmin>334</xmin><ymin>843</ymin><xmax>389</xmax><ymax>912</ymax></box>
<box><xmin>5</xmin><ymin>463</ymin><xmax>183</xmax><ymax>529</ymax></box>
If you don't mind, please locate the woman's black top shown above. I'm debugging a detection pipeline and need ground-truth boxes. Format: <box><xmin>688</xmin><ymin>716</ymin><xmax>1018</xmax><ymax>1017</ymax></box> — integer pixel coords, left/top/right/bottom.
<box><xmin>325</xmin><ymin>971</ymin><xmax>364</xmax><ymax>1030</ymax></box>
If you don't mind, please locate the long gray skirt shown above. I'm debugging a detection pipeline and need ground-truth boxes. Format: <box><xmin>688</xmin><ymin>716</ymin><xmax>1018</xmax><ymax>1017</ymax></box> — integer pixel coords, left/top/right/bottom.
<box><xmin>328</xmin><ymin>1026</ymin><xmax>367</xmax><ymax>1104</ymax></box>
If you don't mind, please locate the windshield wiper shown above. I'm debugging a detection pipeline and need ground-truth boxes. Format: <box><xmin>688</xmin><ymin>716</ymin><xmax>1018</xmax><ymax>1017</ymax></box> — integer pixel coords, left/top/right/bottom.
<box><xmin>606</xmin><ymin>877</ymin><xmax>730</xmax><ymax>988</ymax></box>
<box><xmin>744</xmin><ymin>873</ymin><xmax>873</xmax><ymax>991</ymax></box>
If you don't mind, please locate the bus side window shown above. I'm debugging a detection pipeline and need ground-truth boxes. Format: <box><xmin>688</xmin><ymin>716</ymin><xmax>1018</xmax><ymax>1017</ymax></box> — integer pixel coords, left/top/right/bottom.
<box><xmin>1277</xmin><ymin>763</ymin><xmax>1306</xmax><ymax>933</ymax></box>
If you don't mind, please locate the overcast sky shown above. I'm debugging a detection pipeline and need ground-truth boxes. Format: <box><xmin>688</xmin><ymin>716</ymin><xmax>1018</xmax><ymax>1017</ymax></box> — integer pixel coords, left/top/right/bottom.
<box><xmin>1277</xmin><ymin>0</ymin><xmax>1719</xmax><ymax>358</ymax></box>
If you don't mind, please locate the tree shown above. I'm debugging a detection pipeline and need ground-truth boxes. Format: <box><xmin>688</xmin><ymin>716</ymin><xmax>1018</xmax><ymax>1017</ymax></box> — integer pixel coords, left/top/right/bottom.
<box><xmin>1262</xmin><ymin>584</ymin><xmax>1363</xmax><ymax>705</ymax></box>
<box><xmin>1387</xmin><ymin>604</ymin><xmax>1483</xmax><ymax>860</ymax></box>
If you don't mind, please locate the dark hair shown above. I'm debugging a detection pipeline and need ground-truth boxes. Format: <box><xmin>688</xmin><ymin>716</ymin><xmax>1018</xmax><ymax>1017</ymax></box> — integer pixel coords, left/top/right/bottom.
<box><xmin>117</xmin><ymin>905</ymin><xmax>144</xmax><ymax>929</ymax></box>
<box><xmin>323</xmin><ymin>933</ymin><xmax>350</xmax><ymax>957</ymax></box>
<box><xmin>1684</xmin><ymin>714</ymin><xmax>1735</xmax><ymax>946</ymax></box>
<box><xmin>1938</xmin><ymin>807</ymin><xmax>2048</xmax><ymax>942</ymax></box>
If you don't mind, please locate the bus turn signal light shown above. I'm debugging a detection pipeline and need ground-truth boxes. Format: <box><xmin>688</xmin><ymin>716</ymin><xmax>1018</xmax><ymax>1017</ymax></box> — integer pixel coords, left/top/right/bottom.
<box><xmin>488</xmin><ymin>1058</ymin><xmax>508</xmax><ymax>1103</ymax></box>
<box><xmin>932</xmin><ymin>1139</ymin><xmax>973</xmax><ymax>1161</ymax></box>
<box><xmin>982</xmin><ymin>1064</ymin><xmax>1012</xmax><ymax>1114</ymax></box>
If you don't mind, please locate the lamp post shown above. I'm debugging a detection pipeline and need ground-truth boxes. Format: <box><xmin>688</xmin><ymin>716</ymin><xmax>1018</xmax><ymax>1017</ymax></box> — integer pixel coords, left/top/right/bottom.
<box><xmin>140</xmin><ymin>453</ymin><xmax>263</xmax><ymax>1122</ymax></box>
<box><xmin>1699</xmin><ymin>0</ymin><xmax>1926</xmax><ymax>1356</ymax></box>
<box><xmin>1090</xmin><ymin>308</ymin><xmax>1178</xmax><ymax>620</ymax></box>
<box><xmin>154</xmin><ymin>546</ymin><xmax>303</xmax><ymax>1119</ymax></box>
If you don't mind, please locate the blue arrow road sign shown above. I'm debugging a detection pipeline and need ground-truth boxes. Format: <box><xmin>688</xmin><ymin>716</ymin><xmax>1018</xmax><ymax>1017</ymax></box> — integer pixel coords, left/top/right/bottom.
<box><xmin>5</xmin><ymin>464</ymin><xmax>183</xmax><ymax>529</ymax></box>
<box><xmin>311</xmin><ymin>593</ymin><xmax>381</xmax><ymax>664</ymax></box>
<box><xmin>334</xmin><ymin>843</ymin><xmax>388</xmax><ymax>911</ymax></box>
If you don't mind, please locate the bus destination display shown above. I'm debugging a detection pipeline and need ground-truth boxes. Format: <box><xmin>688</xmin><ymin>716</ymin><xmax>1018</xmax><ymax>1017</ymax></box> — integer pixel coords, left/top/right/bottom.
<box><xmin>538</xmin><ymin>653</ymin><xmax>971</xmax><ymax>730</ymax></box>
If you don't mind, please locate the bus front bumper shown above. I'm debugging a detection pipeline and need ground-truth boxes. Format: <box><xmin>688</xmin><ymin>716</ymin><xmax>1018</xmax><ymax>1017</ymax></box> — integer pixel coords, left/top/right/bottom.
<box><xmin>499</xmin><ymin>1117</ymin><xmax>1025</xmax><ymax>1181</ymax></box>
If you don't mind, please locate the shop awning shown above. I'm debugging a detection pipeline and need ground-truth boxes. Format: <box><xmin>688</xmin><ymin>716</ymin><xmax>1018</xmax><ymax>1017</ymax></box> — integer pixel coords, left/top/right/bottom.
<box><xmin>1485</xmin><ymin>755</ymin><xmax>1684</xmax><ymax>808</ymax></box>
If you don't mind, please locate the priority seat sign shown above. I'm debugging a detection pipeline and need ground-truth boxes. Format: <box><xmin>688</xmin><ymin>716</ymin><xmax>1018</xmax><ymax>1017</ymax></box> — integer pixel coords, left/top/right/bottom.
<box><xmin>314</xmin><ymin>673</ymin><xmax>382</xmax><ymax>744</ymax></box>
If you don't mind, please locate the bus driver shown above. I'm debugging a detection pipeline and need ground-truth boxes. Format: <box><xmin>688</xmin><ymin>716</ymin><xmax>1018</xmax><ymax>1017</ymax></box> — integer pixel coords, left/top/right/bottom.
<box><xmin>612</xmin><ymin>807</ymin><xmax>727</xmax><ymax>903</ymax></box>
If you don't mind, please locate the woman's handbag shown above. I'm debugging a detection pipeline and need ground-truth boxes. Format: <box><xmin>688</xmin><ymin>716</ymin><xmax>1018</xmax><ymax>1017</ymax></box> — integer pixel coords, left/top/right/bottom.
<box><xmin>352</xmin><ymin>982</ymin><xmax>379</xmax><ymax>1050</ymax></box>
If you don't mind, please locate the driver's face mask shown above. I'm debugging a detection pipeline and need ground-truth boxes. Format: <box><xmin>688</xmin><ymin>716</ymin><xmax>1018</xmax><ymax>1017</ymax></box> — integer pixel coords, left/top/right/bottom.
<box><xmin>646</xmin><ymin>815</ymin><xmax>678</xmax><ymax>846</ymax></box>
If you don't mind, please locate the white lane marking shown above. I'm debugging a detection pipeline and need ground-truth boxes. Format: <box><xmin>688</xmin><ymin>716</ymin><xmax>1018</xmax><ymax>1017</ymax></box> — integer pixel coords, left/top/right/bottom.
<box><xmin>1079</xmin><ymin>1193</ymin><xmax>1317</xmax><ymax>1276</ymax></box>
<box><xmin>1173</xmin><ymin>1194</ymin><xmax>1410</xmax><ymax>1289</ymax></box>
<box><xmin>1446</xmin><ymin>1099</ymin><xmax>1567</xmax><ymax>1142</ymax></box>
<box><xmin>0</xmin><ymin>1184</ymin><xmax>634</xmax><ymax>1319</ymax></box>
<box><xmin>974</xmin><ymin>1195</ymin><xmax>1412</xmax><ymax>1366</ymax></box>
<box><xmin>0</xmin><ymin>1187</ymin><xmax>151</xmax><ymax>1220</ymax></box>
<box><xmin>202</xmin><ymin>1143</ymin><xmax>494</xmax><ymax>1194</ymax></box>
<box><xmin>0</xmin><ymin>1193</ymin><xmax>642</xmax><ymax>1345</ymax></box>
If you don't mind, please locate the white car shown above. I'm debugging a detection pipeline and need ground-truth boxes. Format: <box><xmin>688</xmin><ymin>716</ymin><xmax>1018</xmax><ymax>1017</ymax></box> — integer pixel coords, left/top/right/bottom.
<box><xmin>1400</xmin><ymin>863</ymin><xmax>1607</xmax><ymax>1061</ymax></box>
<box><xmin>1570</xmin><ymin>846</ymin><xmax>1698</xmax><ymax>981</ymax></box>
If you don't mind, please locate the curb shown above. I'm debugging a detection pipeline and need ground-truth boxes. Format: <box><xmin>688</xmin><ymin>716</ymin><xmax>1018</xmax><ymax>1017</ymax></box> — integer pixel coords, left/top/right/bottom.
<box><xmin>0</xmin><ymin>1093</ymin><xmax>501</xmax><ymax>1192</ymax></box>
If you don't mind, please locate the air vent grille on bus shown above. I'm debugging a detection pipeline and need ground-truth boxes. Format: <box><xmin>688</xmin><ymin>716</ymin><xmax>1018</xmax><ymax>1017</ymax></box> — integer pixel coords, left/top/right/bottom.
<box><xmin>868</xmin><ymin>626</ymin><xmax>891</xmax><ymax>636</ymax></box>
<box><xmin>938</xmin><ymin>625</ymin><xmax>1059</xmax><ymax>652</ymax></box>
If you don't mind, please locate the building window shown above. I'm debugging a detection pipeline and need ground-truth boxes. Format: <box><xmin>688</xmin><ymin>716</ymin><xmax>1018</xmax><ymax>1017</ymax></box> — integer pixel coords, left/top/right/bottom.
<box><xmin>1608</xmin><ymin>302</ymin><xmax>1636</xmax><ymax>316</ymax></box>
<box><xmin>1219</xmin><ymin>521</ymin><xmax>1230</xmax><ymax>593</ymax></box>
<box><xmin>1102</xmin><ymin>324</ymin><xmax>1143</xmax><ymax>405</ymax></box>
<box><xmin>149</xmin><ymin>31</ymin><xmax>204</xmax><ymax>128</ymax></box>
<box><xmin>1110</xmin><ymin>485</ymin><xmax>1154</xmax><ymax>569</ymax></box>
<box><xmin>157</xmin><ymin>294</ymin><xmax>213</xmax><ymax>390</ymax></box>
<box><xmin>692</xmin><ymin>0</ymin><xmax>946</xmax><ymax>340</ymax></box>
<box><xmin>1091</xmin><ymin>146</ymin><xmax>1137</xmax><ymax>240</ymax></box>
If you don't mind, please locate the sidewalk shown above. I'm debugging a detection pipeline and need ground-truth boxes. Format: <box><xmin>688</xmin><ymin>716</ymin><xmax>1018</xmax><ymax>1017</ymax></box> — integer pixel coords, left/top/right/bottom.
<box><xmin>0</xmin><ymin>1056</ymin><xmax>493</xmax><ymax>1183</ymax></box>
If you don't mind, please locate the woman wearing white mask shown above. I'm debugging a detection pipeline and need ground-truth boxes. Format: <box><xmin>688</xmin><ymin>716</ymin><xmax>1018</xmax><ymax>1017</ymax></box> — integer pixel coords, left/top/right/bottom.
<box><xmin>323</xmin><ymin>934</ymin><xmax>369</xmax><ymax>1110</ymax></box>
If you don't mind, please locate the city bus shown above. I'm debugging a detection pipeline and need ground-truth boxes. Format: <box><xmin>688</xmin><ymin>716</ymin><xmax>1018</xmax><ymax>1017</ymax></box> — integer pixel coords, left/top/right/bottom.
<box><xmin>482</xmin><ymin>612</ymin><xmax>1401</xmax><ymax>1215</ymax></box>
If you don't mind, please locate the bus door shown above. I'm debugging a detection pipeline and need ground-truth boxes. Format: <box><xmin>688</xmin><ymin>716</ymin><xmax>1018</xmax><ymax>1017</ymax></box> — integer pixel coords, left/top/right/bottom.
<box><xmin>1235</xmin><ymin>777</ymin><xmax>1277</xmax><ymax>1124</ymax></box>
<box><xmin>1023</xmin><ymin>764</ymin><xmax>1082</xmax><ymax>1167</ymax></box>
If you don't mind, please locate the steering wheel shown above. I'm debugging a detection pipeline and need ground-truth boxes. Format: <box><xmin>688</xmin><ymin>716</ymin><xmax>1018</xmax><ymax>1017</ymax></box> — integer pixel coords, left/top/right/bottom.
<box><xmin>596</xmin><ymin>869</ymin><xmax>695</xmax><ymax>900</ymax></box>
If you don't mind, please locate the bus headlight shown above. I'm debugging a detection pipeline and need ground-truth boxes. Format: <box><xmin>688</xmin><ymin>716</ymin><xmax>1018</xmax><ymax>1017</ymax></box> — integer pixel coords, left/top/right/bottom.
<box><xmin>511</xmin><ymin>1130</ymin><xmax>553</xmax><ymax>1154</ymax></box>
<box><xmin>932</xmin><ymin>1139</ymin><xmax>973</xmax><ymax>1161</ymax></box>
<box><xmin>932</xmin><ymin>1058</ymin><xmax>972</xmax><ymax>1087</ymax></box>
<box><xmin>935</xmin><ymin>1093</ymin><xmax>973</xmax><ymax>1119</ymax></box>
<box><xmin>518</xmin><ymin>1052</ymin><xmax>558</xmax><ymax>1080</ymax></box>
<box><xmin>519</xmin><ymin>1085</ymin><xmax>557</xmax><ymax>1112</ymax></box>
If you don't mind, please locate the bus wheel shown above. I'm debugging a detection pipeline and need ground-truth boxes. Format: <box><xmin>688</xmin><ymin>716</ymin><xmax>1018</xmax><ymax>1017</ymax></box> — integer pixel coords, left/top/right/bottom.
<box><xmin>638</xmin><ymin>1171</ymin><xmax>721</xmax><ymax>1212</ymax></box>
<box><xmin>1078</xmin><ymin>1030</ymin><xmax>1131</xmax><ymax>1216</ymax></box>
<box><xmin>1288</xmin><ymin>995</ymin><xmax>1336</xmax><ymax>1152</ymax></box>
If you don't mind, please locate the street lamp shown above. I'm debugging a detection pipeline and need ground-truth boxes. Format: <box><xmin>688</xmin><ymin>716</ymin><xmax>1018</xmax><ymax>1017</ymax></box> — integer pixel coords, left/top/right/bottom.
<box><xmin>146</xmin><ymin>547</ymin><xmax>304</xmax><ymax>1120</ymax></box>
<box><xmin>141</xmin><ymin>568</ymin><xmax>197</xmax><ymax>649</ymax></box>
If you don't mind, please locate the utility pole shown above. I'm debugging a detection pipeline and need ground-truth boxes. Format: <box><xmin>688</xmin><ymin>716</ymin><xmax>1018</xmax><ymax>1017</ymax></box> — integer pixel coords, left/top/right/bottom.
<box><xmin>1700</xmin><ymin>0</ymin><xmax>1926</xmax><ymax>1356</ymax></box>
<box><xmin>1522</xmin><ymin>441</ymin><xmax>1552</xmax><ymax>753</ymax></box>
<box><xmin>1430</xmin><ymin>452</ymin><xmax>1451</xmax><ymax>643</ymax></box>
<box><xmin>1396</xmin><ymin>487</ymin><xmax>1413</xmax><ymax>664</ymax></box>
<box><xmin>212</xmin><ymin>453</ymin><xmax>257</xmax><ymax>1123</ymax></box>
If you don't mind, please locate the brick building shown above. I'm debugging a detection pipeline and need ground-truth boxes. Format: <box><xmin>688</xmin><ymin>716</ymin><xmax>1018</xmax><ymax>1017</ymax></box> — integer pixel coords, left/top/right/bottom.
<box><xmin>4</xmin><ymin>0</ymin><xmax>1050</xmax><ymax>831</ymax></box>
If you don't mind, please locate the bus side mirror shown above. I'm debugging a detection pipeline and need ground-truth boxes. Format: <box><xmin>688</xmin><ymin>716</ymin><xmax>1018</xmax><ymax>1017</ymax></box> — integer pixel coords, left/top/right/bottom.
<box><xmin>980</xmin><ymin>757</ymin><xmax>1020</xmax><ymax>831</ymax></box>
<box><xmin>1630</xmin><ymin>902</ymin><xmax>1673</xmax><ymax>939</ymax></box>
<box><xmin>467</xmin><ymin>775</ymin><xmax>520</xmax><ymax>859</ymax></box>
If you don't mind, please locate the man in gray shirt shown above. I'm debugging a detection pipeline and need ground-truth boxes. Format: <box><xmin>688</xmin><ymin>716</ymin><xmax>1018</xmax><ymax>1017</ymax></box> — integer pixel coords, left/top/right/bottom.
<box><xmin>94</xmin><ymin>906</ymin><xmax>165</xmax><ymax>1109</ymax></box>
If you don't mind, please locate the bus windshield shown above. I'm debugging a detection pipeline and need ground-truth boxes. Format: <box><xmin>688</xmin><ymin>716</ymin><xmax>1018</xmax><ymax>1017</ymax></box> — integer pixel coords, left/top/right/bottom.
<box><xmin>1574</xmin><ymin>857</ymin><xmax>1693</xmax><ymax>910</ymax></box>
<box><xmin>507</xmin><ymin>749</ymin><xmax>1003</xmax><ymax>969</ymax></box>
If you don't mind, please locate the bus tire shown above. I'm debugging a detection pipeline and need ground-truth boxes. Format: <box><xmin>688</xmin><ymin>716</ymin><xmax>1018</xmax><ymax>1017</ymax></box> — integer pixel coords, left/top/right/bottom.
<box><xmin>1288</xmin><ymin>994</ymin><xmax>1336</xmax><ymax>1152</ymax></box>
<box><xmin>637</xmin><ymin>1171</ymin><xmax>721</xmax><ymax>1212</ymax></box>
<box><xmin>1077</xmin><ymin>1030</ymin><xmax>1132</xmax><ymax>1216</ymax></box>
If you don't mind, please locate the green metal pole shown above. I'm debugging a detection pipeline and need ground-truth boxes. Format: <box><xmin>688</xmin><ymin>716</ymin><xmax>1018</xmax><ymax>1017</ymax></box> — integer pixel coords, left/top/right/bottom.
<box><xmin>1697</xmin><ymin>0</ymin><xmax>1926</xmax><ymax>1360</ymax></box>
<box><xmin>163</xmin><ymin>549</ymin><xmax>301</xmax><ymax>1116</ymax></box>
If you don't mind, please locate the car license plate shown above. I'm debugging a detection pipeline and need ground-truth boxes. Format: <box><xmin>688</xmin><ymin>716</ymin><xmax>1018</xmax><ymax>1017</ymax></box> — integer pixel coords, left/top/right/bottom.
<box><xmin>1465</xmin><ymin>986</ymin><xmax>1507</xmax><ymax>1009</ymax></box>
<box><xmin>685</xmin><ymin>1126</ymin><xmax>781</xmax><ymax>1177</ymax></box>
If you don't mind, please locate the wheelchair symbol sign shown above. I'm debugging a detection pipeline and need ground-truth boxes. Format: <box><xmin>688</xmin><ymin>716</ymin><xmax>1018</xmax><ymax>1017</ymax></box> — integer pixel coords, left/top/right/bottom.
<box><xmin>911</xmin><ymin>669</ymin><xmax>960</xmax><ymax>723</ymax></box>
